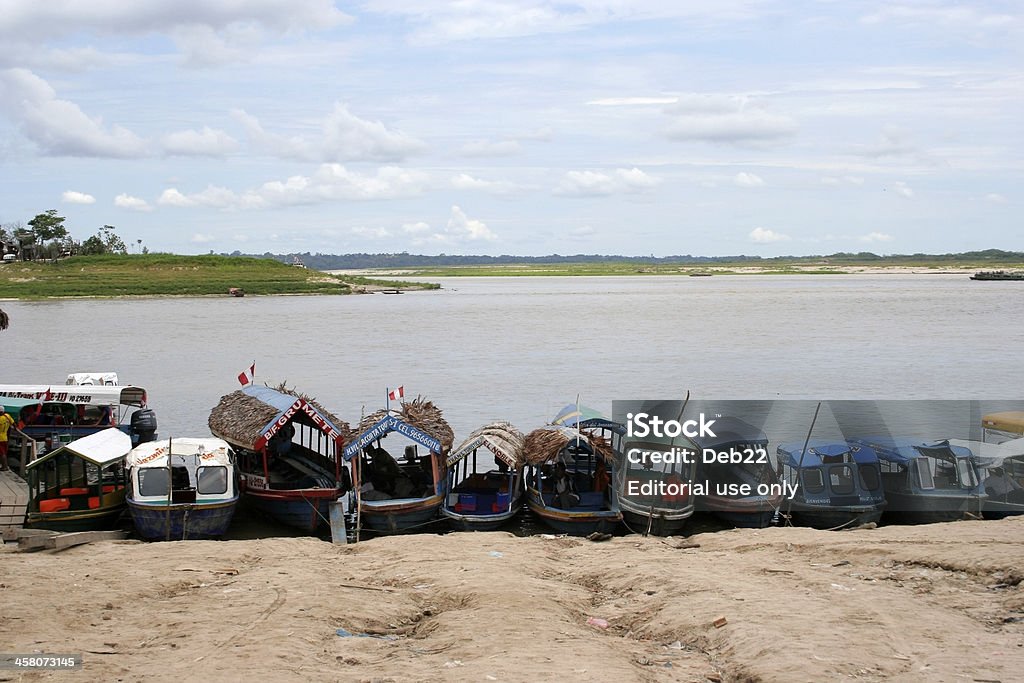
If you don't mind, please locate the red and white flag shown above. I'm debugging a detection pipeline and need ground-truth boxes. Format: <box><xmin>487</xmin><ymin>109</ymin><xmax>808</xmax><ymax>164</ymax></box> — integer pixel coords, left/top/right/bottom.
<box><xmin>388</xmin><ymin>386</ymin><xmax>405</xmax><ymax>401</ymax></box>
<box><xmin>237</xmin><ymin>361</ymin><xmax>256</xmax><ymax>386</ymax></box>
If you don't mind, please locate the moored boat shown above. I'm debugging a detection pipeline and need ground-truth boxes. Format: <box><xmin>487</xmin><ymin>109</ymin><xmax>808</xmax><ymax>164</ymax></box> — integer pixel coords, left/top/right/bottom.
<box><xmin>345</xmin><ymin>397</ymin><xmax>453</xmax><ymax>535</ymax></box>
<box><xmin>126</xmin><ymin>437</ymin><xmax>239</xmax><ymax>540</ymax></box>
<box><xmin>442</xmin><ymin>421</ymin><xmax>526</xmax><ymax>531</ymax></box>
<box><xmin>969</xmin><ymin>270</ymin><xmax>1024</xmax><ymax>281</ymax></box>
<box><xmin>776</xmin><ymin>440</ymin><xmax>886</xmax><ymax>529</ymax></box>
<box><xmin>849</xmin><ymin>437</ymin><xmax>986</xmax><ymax>524</ymax></box>
<box><xmin>524</xmin><ymin>421</ymin><xmax>621</xmax><ymax>536</ymax></box>
<box><xmin>23</xmin><ymin>428</ymin><xmax>131</xmax><ymax>531</ymax></box>
<box><xmin>690</xmin><ymin>417</ymin><xmax>782</xmax><ymax>528</ymax></box>
<box><xmin>208</xmin><ymin>384</ymin><xmax>352</xmax><ymax>533</ymax></box>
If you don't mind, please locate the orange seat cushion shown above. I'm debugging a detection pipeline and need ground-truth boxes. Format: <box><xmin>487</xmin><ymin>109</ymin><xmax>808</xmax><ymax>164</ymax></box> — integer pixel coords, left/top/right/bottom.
<box><xmin>39</xmin><ymin>498</ymin><xmax>71</xmax><ymax>513</ymax></box>
<box><xmin>60</xmin><ymin>487</ymin><xmax>91</xmax><ymax>496</ymax></box>
<box><xmin>88</xmin><ymin>497</ymin><xmax>101</xmax><ymax>509</ymax></box>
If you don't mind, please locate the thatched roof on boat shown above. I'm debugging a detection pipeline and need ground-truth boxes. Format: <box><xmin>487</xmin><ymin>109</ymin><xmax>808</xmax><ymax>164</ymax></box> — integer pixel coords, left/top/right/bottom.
<box><xmin>523</xmin><ymin>426</ymin><xmax>613</xmax><ymax>466</ymax></box>
<box><xmin>447</xmin><ymin>421</ymin><xmax>526</xmax><ymax>468</ymax></box>
<box><xmin>208</xmin><ymin>382</ymin><xmax>351</xmax><ymax>450</ymax></box>
<box><xmin>355</xmin><ymin>396</ymin><xmax>454</xmax><ymax>453</ymax></box>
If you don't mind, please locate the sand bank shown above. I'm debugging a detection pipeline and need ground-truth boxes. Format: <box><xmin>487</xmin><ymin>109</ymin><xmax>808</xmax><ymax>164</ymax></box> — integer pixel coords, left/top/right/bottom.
<box><xmin>2</xmin><ymin>518</ymin><xmax>1022</xmax><ymax>682</ymax></box>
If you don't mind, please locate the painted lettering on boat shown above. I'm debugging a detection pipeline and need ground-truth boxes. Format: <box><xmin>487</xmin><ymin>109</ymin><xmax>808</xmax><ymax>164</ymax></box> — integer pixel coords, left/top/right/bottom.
<box><xmin>258</xmin><ymin>399</ymin><xmax>341</xmax><ymax>448</ymax></box>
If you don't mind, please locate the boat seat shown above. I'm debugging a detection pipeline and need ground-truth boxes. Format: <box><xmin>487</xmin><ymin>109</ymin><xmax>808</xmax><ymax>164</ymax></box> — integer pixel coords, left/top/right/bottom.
<box><xmin>60</xmin><ymin>487</ymin><xmax>91</xmax><ymax>496</ymax></box>
<box><xmin>39</xmin><ymin>498</ymin><xmax>71</xmax><ymax>513</ymax></box>
<box><xmin>88</xmin><ymin>497</ymin><xmax>101</xmax><ymax>509</ymax></box>
<box><xmin>102</xmin><ymin>485</ymin><xmax>122</xmax><ymax>493</ymax></box>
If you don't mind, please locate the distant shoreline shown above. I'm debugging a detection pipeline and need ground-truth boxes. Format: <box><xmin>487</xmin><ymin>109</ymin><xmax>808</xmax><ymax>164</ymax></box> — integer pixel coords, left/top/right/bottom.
<box><xmin>328</xmin><ymin>265</ymin><xmax>1014</xmax><ymax>277</ymax></box>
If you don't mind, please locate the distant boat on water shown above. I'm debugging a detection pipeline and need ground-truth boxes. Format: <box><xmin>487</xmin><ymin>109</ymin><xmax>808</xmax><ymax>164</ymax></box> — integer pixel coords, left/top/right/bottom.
<box><xmin>970</xmin><ymin>270</ymin><xmax>1024</xmax><ymax>281</ymax></box>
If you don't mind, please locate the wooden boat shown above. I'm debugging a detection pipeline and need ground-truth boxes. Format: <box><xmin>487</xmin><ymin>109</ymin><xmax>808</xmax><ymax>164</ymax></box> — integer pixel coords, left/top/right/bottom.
<box><xmin>126</xmin><ymin>437</ymin><xmax>239</xmax><ymax>540</ymax></box>
<box><xmin>524</xmin><ymin>419</ymin><xmax>621</xmax><ymax>536</ymax></box>
<box><xmin>209</xmin><ymin>384</ymin><xmax>352</xmax><ymax>533</ymax></box>
<box><xmin>776</xmin><ymin>440</ymin><xmax>886</xmax><ymax>529</ymax></box>
<box><xmin>0</xmin><ymin>381</ymin><xmax>158</xmax><ymax>460</ymax></box>
<box><xmin>23</xmin><ymin>428</ymin><xmax>131</xmax><ymax>531</ymax></box>
<box><xmin>346</xmin><ymin>397</ymin><xmax>453</xmax><ymax>535</ymax></box>
<box><xmin>981</xmin><ymin>411</ymin><xmax>1024</xmax><ymax>444</ymax></box>
<box><xmin>690</xmin><ymin>417</ymin><xmax>782</xmax><ymax>528</ymax></box>
<box><xmin>970</xmin><ymin>270</ymin><xmax>1024</xmax><ymax>281</ymax></box>
<box><xmin>849</xmin><ymin>437</ymin><xmax>986</xmax><ymax>524</ymax></box>
<box><xmin>442</xmin><ymin>422</ymin><xmax>525</xmax><ymax>531</ymax></box>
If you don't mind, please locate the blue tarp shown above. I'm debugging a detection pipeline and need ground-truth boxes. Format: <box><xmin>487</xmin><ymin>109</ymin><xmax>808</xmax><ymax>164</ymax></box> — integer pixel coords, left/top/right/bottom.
<box><xmin>849</xmin><ymin>436</ymin><xmax>972</xmax><ymax>464</ymax></box>
<box><xmin>777</xmin><ymin>440</ymin><xmax>879</xmax><ymax>468</ymax></box>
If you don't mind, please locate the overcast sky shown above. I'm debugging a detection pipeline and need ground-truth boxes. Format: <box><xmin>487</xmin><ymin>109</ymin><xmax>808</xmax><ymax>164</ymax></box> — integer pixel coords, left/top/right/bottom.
<box><xmin>0</xmin><ymin>1</ymin><xmax>1020</xmax><ymax>256</ymax></box>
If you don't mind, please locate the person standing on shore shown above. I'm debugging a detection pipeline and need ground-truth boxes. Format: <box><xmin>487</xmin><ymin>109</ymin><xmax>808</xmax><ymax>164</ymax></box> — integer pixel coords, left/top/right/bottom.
<box><xmin>0</xmin><ymin>406</ymin><xmax>14</xmax><ymax>471</ymax></box>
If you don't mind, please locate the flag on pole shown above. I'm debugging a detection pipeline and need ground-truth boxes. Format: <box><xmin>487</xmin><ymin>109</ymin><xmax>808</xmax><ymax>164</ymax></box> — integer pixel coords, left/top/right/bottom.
<box><xmin>388</xmin><ymin>386</ymin><xmax>405</xmax><ymax>401</ymax></box>
<box><xmin>237</xmin><ymin>361</ymin><xmax>256</xmax><ymax>386</ymax></box>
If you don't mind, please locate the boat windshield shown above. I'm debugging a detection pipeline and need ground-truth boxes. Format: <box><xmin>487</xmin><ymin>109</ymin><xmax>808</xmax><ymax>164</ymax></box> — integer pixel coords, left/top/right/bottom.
<box><xmin>955</xmin><ymin>459</ymin><xmax>978</xmax><ymax>489</ymax></box>
<box><xmin>828</xmin><ymin>465</ymin><xmax>855</xmax><ymax>495</ymax></box>
<box><xmin>197</xmin><ymin>466</ymin><xmax>228</xmax><ymax>495</ymax></box>
<box><xmin>913</xmin><ymin>458</ymin><xmax>935</xmax><ymax>490</ymax></box>
<box><xmin>859</xmin><ymin>464</ymin><xmax>881</xmax><ymax>491</ymax></box>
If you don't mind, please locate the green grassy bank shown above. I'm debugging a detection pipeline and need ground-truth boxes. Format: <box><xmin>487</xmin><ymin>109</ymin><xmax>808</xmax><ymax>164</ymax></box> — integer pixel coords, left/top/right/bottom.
<box><xmin>0</xmin><ymin>254</ymin><xmax>438</xmax><ymax>299</ymax></box>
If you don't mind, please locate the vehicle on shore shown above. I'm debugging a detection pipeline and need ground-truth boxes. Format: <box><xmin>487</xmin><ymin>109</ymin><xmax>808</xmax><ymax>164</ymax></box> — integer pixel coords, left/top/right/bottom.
<box><xmin>776</xmin><ymin>440</ymin><xmax>886</xmax><ymax>529</ymax></box>
<box><xmin>125</xmin><ymin>437</ymin><xmax>239</xmax><ymax>540</ymax></box>
<box><xmin>442</xmin><ymin>422</ymin><xmax>526</xmax><ymax>531</ymax></box>
<box><xmin>345</xmin><ymin>398</ymin><xmax>453</xmax><ymax>535</ymax></box>
<box><xmin>849</xmin><ymin>437</ymin><xmax>986</xmax><ymax>524</ymax></box>
<box><xmin>208</xmin><ymin>384</ymin><xmax>351</xmax><ymax>533</ymax></box>
<box><xmin>23</xmin><ymin>428</ymin><xmax>131</xmax><ymax>531</ymax></box>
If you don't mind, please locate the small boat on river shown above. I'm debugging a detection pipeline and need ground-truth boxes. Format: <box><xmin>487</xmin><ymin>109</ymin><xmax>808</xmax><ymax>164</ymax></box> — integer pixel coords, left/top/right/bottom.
<box><xmin>126</xmin><ymin>437</ymin><xmax>239</xmax><ymax>540</ymax></box>
<box><xmin>442</xmin><ymin>421</ymin><xmax>526</xmax><ymax>531</ymax></box>
<box><xmin>208</xmin><ymin>384</ymin><xmax>352</xmax><ymax>533</ymax></box>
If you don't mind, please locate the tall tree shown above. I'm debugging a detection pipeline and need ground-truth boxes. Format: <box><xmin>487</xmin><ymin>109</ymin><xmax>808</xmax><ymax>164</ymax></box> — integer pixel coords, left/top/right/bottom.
<box><xmin>28</xmin><ymin>210</ymin><xmax>68</xmax><ymax>243</ymax></box>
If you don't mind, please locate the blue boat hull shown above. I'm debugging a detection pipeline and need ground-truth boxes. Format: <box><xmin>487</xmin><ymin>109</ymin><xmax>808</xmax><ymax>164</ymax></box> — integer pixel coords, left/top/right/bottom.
<box><xmin>526</xmin><ymin>489</ymin><xmax>620</xmax><ymax>536</ymax></box>
<box><xmin>129</xmin><ymin>498</ymin><xmax>238</xmax><ymax>540</ymax></box>
<box><xmin>244</xmin><ymin>489</ymin><xmax>336</xmax><ymax>533</ymax></box>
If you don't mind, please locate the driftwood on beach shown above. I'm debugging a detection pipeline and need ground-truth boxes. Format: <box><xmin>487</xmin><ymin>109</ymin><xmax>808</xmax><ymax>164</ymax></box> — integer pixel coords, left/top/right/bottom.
<box><xmin>208</xmin><ymin>382</ymin><xmax>352</xmax><ymax>449</ymax></box>
<box><xmin>523</xmin><ymin>426</ymin><xmax>613</xmax><ymax>465</ymax></box>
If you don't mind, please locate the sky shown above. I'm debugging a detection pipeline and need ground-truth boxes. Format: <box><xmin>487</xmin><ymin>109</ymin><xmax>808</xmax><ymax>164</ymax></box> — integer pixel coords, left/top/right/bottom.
<box><xmin>0</xmin><ymin>1</ymin><xmax>1020</xmax><ymax>257</ymax></box>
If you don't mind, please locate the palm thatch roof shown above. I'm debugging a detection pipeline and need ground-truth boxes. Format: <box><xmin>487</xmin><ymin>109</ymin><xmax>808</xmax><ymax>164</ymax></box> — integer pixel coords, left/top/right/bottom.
<box><xmin>355</xmin><ymin>395</ymin><xmax>454</xmax><ymax>453</ymax></box>
<box><xmin>523</xmin><ymin>426</ymin><xmax>613</xmax><ymax>466</ymax></box>
<box><xmin>447</xmin><ymin>421</ymin><xmax>526</xmax><ymax>468</ymax></box>
<box><xmin>208</xmin><ymin>382</ymin><xmax>351</xmax><ymax>450</ymax></box>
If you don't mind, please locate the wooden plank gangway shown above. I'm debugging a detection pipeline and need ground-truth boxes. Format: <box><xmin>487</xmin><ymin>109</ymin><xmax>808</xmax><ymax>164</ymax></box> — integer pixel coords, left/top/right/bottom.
<box><xmin>0</xmin><ymin>469</ymin><xmax>29</xmax><ymax>541</ymax></box>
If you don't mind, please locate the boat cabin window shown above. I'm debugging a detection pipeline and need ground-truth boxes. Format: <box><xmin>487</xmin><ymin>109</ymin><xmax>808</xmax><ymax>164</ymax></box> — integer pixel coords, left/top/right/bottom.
<box><xmin>913</xmin><ymin>458</ymin><xmax>935</xmax><ymax>490</ymax></box>
<box><xmin>956</xmin><ymin>459</ymin><xmax>977</xmax><ymax>489</ymax></box>
<box><xmin>139</xmin><ymin>468</ymin><xmax>169</xmax><ymax>496</ymax></box>
<box><xmin>859</xmin><ymin>464</ymin><xmax>881</xmax><ymax>491</ymax></box>
<box><xmin>802</xmin><ymin>468</ymin><xmax>825</xmax><ymax>493</ymax></box>
<box><xmin>197</xmin><ymin>466</ymin><xmax>228</xmax><ymax>495</ymax></box>
<box><xmin>828</xmin><ymin>465</ymin><xmax>855</xmax><ymax>495</ymax></box>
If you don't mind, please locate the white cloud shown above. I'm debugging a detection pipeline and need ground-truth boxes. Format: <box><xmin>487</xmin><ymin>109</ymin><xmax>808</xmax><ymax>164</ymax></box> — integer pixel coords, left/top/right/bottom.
<box><xmin>555</xmin><ymin>167</ymin><xmax>660</xmax><ymax>197</ymax></box>
<box><xmin>413</xmin><ymin>206</ymin><xmax>496</xmax><ymax>245</ymax></box>
<box><xmin>232</xmin><ymin>104</ymin><xmax>426</xmax><ymax>163</ymax></box>
<box><xmin>114</xmin><ymin>193</ymin><xmax>152</xmax><ymax>211</ymax></box>
<box><xmin>749</xmin><ymin>227</ymin><xmax>790</xmax><ymax>243</ymax></box>
<box><xmin>860</xmin><ymin>5</ymin><xmax>1017</xmax><ymax>30</ymax></box>
<box><xmin>61</xmin><ymin>190</ymin><xmax>95</xmax><ymax>204</ymax></box>
<box><xmin>159</xmin><ymin>164</ymin><xmax>429</xmax><ymax>210</ymax></box>
<box><xmin>663</xmin><ymin>94</ymin><xmax>796</xmax><ymax>144</ymax></box>
<box><xmin>588</xmin><ymin>96</ymin><xmax>680</xmax><ymax>106</ymax></box>
<box><xmin>451</xmin><ymin>173</ymin><xmax>518</xmax><ymax>195</ymax></box>
<box><xmin>402</xmin><ymin>221</ymin><xmax>430</xmax><ymax>234</ymax></box>
<box><xmin>570</xmin><ymin>225</ymin><xmax>596</xmax><ymax>237</ymax></box>
<box><xmin>984</xmin><ymin>193</ymin><xmax>1007</xmax><ymax>204</ymax></box>
<box><xmin>860</xmin><ymin>232</ymin><xmax>895</xmax><ymax>243</ymax></box>
<box><xmin>0</xmin><ymin>68</ymin><xmax>147</xmax><ymax>157</ymax></box>
<box><xmin>734</xmin><ymin>171</ymin><xmax>764</xmax><ymax>187</ymax></box>
<box><xmin>821</xmin><ymin>175</ymin><xmax>865</xmax><ymax>186</ymax></box>
<box><xmin>350</xmin><ymin>225</ymin><xmax>392</xmax><ymax>239</ymax></box>
<box><xmin>892</xmin><ymin>181</ymin><xmax>914</xmax><ymax>199</ymax></box>
<box><xmin>161</xmin><ymin>126</ymin><xmax>239</xmax><ymax>157</ymax></box>
<box><xmin>459</xmin><ymin>139</ymin><xmax>522</xmax><ymax>157</ymax></box>
<box><xmin>190</xmin><ymin>233</ymin><xmax>216</xmax><ymax>244</ymax></box>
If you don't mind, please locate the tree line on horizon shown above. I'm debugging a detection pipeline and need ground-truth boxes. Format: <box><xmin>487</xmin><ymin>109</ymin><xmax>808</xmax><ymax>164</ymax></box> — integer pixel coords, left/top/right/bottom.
<box><xmin>225</xmin><ymin>248</ymin><xmax>1024</xmax><ymax>271</ymax></box>
<box><xmin>1</xmin><ymin>210</ymin><xmax>141</xmax><ymax>261</ymax></box>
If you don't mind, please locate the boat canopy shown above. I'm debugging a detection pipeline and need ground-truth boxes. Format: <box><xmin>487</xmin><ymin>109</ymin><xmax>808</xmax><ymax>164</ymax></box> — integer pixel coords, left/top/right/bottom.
<box><xmin>345</xmin><ymin>414</ymin><xmax>443</xmax><ymax>460</ymax></box>
<box><xmin>777</xmin><ymin>441</ymin><xmax>879</xmax><ymax>468</ymax></box>
<box><xmin>1</xmin><ymin>396</ymin><xmax>44</xmax><ymax>416</ymax></box>
<box><xmin>208</xmin><ymin>384</ymin><xmax>348</xmax><ymax>452</ymax></box>
<box><xmin>446</xmin><ymin>422</ymin><xmax>525</xmax><ymax>468</ymax></box>
<box><xmin>66</xmin><ymin>372</ymin><xmax>119</xmax><ymax>386</ymax></box>
<box><xmin>0</xmin><ymin>384</ymin><xmax>147</xmax><ymax>408</ymax></box>
<box><xmin>552</xmin><ymin>404</ymin><xmax>625</xmax><ymax>434</ymax></box>
<box><xmin>982</xmin><ymin>412</ymin><xmax>1024</xmax><ymax>437</ymax></box>
<box><xmin>524</xmin><ymin>425</ymin><xmax>612</xmax><ymax>465</ymax></box>
<box><xmin>25</xmin><ymin>428</ymin><xmax>132</xmax><ymax>469</ymax></box>
<box><xmin>689</xmin><ymin>416</ymin><xmax>768</xmax><ymax>450</ymax></box>
<box><xmin>850</xmin><ymin>437</ymin><xmax>972</xmax><ymax>464</ymax></box>
<box><xmin>948</xmin><ymin>437</ymin><xmax>1024</xmax><ymax>470</ymax></box>
<box><xmin>126</xmin><ymin>437</ymin><xmax>232</xmax><ymax>469</ymax></box>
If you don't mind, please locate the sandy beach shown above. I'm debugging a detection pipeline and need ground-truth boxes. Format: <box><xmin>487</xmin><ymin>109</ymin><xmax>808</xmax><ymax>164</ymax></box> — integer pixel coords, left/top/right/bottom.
<box><xmin>2</xmin><ymin>517</ymin><xmax>1022</xmax><ymax>682</ymax></box>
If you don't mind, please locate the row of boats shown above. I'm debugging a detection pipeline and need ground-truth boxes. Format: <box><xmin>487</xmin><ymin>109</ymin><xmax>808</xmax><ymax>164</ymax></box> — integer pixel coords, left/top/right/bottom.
<box><xmin>1</xmin><ymin>377</ymin><xmax>1022</xmax><ymax>540</ymax></box>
